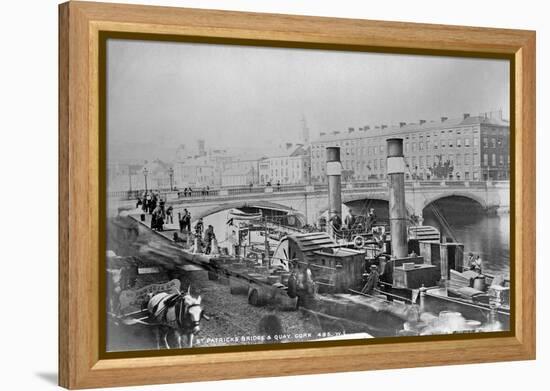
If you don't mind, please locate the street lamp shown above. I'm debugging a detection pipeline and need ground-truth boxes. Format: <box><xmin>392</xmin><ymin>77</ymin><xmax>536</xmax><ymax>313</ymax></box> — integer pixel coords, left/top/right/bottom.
<box><xmin>169</xmin><ymin>167</ymin><xmax>174</xmax><ymax>191</ymax></box>
<box><xmin>143</xmin><ymin>167</ymin><xmax>148</xmax><ymax>192</ymax></box>
<box><xmin>128</xmin><ymin>165</ymin><xmax>132</xmax><ymax>192</ymax></box>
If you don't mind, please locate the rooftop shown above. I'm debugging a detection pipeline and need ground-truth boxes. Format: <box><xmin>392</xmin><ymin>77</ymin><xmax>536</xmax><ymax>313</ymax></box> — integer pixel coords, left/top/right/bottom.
<box><xmin>314</xmin><ymin>113</ymin><xmax>509</xmax><ymax>143</ymax></box>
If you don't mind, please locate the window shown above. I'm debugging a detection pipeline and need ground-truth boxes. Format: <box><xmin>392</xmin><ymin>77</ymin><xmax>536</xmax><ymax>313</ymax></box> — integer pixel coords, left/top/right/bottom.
<box><xmin>456</xmin><ymin>153</ymin><xmax>462</xmax><ymax>166</ymax></box>
<box><xmin>465</xmin><ymin>138</ymin><xmax>471</xmax><ymax>147</ymax></box>
<box><xmin>412</xmin><ymin>142</ymin><xmax>416</xmax><ymax>152</ymax></box>
<box><xmin>426</xmin><ymin>155</ymin><xmax>431</xmax><ymax>166</ymax></box>
<box><xmin>457</xmin><ymin>138</ymin><xmax>462</xmax><ymax>147</ymax></box>
<box><xmin>474</xmin><ymin>153</ymin><xmax>480</xmax><ymax>166</ymax></box>
<box><xmin>491</xmin><ymin>138</ymin><xmax>497</xmax><ymax>148</ymax></box>
<box><xmin>473</xmin><ymin>172</ymin><xmax>479</xmax><ymax>180</ymax></box>
<box><xmin>441</xmin><ymin>139</ymin><xmax>446</xmax><ymax>148</ymax></box>
<box><xmin>464</xmin><ymin>153</ymin><xmax>471</xmax><ymax>166</ymax></box>
<box><xmin>449</xmin><ymin>139</ymin><xmax>454</xmax><ymax>148</ymax></box>
<box><xmin>483</xmin><ymin>153</ymin><xmax>489</xmax><ymax>166</ymax></box>
<box><xmin>419</xmin><ymin>142</ymin><xmax>424</xmax><ymax>151</ymax></box>
<box><xmin>483</xmin><ymin>137</ymin><xmax>488</xmax><ymax>148</ymax></box>
<box><xmin>419</xmin><ymin>156</ymin><xmax>424</xmax><ymax>168</ymax></box>
<box><xmin>499</xmin><ymin>155</ymin><xmax>504</xmax><ymax>166</ymax></box>
<box><xmin>492</xmin><ymin>153</ymin><xmax>496</xmax><ymax>166</ymax></box>
<box><xmin>374</xmin><ymin>159</ymin><xmax>378</xmax><ymax>169</ymax></box>
<box><xmin>474</xmin><ymin>137</ymin><xmax>479</xmax><ymax>147</ymax></box>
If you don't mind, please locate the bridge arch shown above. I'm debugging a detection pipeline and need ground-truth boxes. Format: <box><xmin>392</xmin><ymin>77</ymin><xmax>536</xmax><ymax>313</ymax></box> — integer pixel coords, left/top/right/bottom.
<box><xmin>422</xmin><ymin>191</ymin><xmax>488</xmax><ymax>211</ymax></box>
<box><xmin>190</xmin><ymin>200</ymin><xmax>302</xmax><ymax>223</ymax></box>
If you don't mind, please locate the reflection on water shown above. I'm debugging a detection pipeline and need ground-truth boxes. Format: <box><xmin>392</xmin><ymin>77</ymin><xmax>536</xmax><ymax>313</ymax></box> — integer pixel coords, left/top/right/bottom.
<box><xmin>423</xmin><ymin>197</ymin><xmax>510</xmax><ymax>276</ymax></box>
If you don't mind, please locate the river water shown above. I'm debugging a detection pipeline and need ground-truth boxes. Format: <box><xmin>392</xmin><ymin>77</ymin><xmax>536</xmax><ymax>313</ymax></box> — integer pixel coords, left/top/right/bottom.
<box><xmin>423</xmin><ymin>197</ymin><xmax>510</xmax><ymax>277</ymax></box>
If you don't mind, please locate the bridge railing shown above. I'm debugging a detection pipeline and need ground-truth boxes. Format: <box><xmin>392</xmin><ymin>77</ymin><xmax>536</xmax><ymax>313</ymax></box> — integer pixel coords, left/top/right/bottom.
<box><xmin>107</xmin><ymin>179</ymin><xmax>507</xmax><ymax>200</ymax></box>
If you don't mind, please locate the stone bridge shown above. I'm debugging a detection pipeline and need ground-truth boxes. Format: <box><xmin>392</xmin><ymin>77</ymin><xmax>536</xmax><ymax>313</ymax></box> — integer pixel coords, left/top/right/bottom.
<box><xmin>127</xmin><ymin>180</ymin><xmax>509</xmax><ymax>224</ymax></box>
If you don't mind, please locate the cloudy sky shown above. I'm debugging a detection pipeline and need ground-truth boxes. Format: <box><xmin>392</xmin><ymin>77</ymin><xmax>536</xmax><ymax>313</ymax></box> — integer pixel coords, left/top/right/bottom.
<box><xmin>107</xmin><ymin>39</ymin><xmax>509</xmax><ymax>153</ymax></box>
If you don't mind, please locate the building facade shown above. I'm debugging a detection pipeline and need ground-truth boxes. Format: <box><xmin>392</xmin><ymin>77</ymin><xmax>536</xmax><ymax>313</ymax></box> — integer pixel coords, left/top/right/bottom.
<box><xmin>221</xmin><ymin>167</ymin><xmax>255</xmax><ymax>187</ymax></box>
<box><xmin>174</xmin><ymin>156</ymin><xmax>216</xmax><ymax>187</ymax></box>
<box><xmin>310</xmin><ymin>112</ymin><xmax>509</xmax><ymax>183</ymax></box>
<box><xmin>259</xmin><ymin>145</ymin><xmax>311</xmax><ymax>185</ymax></box>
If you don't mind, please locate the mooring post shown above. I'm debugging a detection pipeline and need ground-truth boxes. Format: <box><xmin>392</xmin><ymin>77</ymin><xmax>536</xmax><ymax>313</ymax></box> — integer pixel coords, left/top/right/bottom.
<box><xmin>326</xmin><ymin>147</ymin><xmax>342</xmax><ymax>239</ymax></box>
<box><xmin>386</xmin><ymin>138</ymin><xmax>408</xmax><ymax>259</ymax></box>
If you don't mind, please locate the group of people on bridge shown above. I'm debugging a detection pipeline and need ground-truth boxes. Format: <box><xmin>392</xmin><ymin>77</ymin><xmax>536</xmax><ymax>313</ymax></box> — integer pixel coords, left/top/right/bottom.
<box><xmin>137</xmin><ymin>191</ymin><xmax>173</xmax><ymax>232</ymax></box>
<box><xmin>179</xmin><ymin>186</ymin><xmax>212</xmax><ymax>198</ymax></box>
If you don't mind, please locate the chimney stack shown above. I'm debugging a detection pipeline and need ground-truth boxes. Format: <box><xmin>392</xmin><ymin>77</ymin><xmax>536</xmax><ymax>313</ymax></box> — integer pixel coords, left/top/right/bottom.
<box><xmin>365</xmin><ymin>126</ymin><xmax>370</xmax><ymax>131</ymax></box>
<box><xmin>381</xmin><ymin>124</ymin><xmax>388</xmax><ymax>129</ymax></box>
<box><xmin>441</xmin><ymin>116</ymin><xmax>448</xmax><ymax>122</ymax></box>
<box><xmin>419</xmin><ymin>119</ymin><xmax>426</xmax><ymax>125</ymax></box>
<box><xmin>399</xmin><ymin>122</ymin><xmax>407</xmax><ymax>128</ymax></box>
<box><xmin>386</xmin><ymin>138</ymin><xmax>408</xmax><ymax>259</ymax></box>
<box><xmin>320</xmin><ymin>132</ymin><xmax>326</xmax><ymax>136</ymax></box>
<box><xmin>463</xmin><ymin>113</ymin><xmax>470</xmax><ymax>119</ymax></box>
<box><xmin>326</xmin><ymin>147</ymin><xmax>342</xmax><ymax>238</ymax></box>
<box><xmin>348</xmin><ymin>127</ymin><xmax>355</xmax><ymax>133</ymax></box>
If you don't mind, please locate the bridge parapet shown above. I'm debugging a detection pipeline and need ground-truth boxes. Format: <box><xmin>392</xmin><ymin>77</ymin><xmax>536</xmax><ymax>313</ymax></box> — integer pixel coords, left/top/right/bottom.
<box><xmin>108</xmin><ymin>180</ymin><xmax>509</xmax><ymax>225</ymax></box>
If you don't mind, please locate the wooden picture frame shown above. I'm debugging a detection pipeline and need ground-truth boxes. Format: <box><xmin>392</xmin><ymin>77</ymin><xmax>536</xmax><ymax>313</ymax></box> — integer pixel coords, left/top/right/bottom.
<box><xmin>59</xmin><ymin>1</ymin><xmax>536</xmax><ymax>389</ymax></box>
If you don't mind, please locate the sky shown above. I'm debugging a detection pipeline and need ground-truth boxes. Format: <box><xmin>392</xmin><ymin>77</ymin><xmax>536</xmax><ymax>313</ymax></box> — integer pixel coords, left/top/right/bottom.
<box><xmin>107</xmin><ymin>38</ymin><xmax>510</xmax><ymax>155</ymax></box>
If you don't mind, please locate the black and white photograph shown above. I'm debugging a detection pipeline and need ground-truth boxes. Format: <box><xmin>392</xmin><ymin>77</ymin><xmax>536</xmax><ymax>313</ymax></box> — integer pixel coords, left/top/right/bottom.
<box><xmin>105</xmin><ymin>38</ymin><xmax>511</xmax><ymax>352</ymax></box>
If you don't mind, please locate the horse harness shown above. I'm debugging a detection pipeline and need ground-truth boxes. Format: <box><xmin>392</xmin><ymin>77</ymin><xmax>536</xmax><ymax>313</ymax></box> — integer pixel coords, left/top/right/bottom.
<box><xmin>150</xmin><ymin>294</ymin><xmax>201</xmax><ymax>330</ymax></box>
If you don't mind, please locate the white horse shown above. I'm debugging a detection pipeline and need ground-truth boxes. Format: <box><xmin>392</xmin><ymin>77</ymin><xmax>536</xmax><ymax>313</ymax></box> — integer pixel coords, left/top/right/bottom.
<box><xmin>147</xmin><ymin>286</ymin><xmax>208</xmax><ymax>349</ymax></box>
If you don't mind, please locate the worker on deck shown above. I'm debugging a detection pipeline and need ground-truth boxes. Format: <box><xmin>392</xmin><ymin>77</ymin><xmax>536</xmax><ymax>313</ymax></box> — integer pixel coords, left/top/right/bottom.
<box><xmin>329</xmin><ymin>214</ymin><xmax>342</xmax><ymax>231</ymax></box>
<box><xmin>362</xmin><ymin>265</ymin><xmax>380</xmax><ymax>295</ymax></box>
<box><xmin>194</xmin><ymin>218</ymin><xmax>204</xmax><ymax>238</ymax></box>
<box><xmin>470</xmin><ymin>254</ymin><xmax>483</xmax><ymax>274</ymax></box>
<box><xmin>367</xmin><ymin>208</ymin><xmax>377</xmax><ymax>231</ymax></box>
<box><xmin>344</xmin><ymin>212</ymin><xmax>355</xmax><ymax>230</ymax></box>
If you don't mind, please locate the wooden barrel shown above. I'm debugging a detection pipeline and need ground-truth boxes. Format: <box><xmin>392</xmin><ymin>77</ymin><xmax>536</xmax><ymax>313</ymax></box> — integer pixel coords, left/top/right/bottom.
<box><xmin>248</xmin><ymin>286</ymin><xmax>270</xmax><ymax>306</ymax></box>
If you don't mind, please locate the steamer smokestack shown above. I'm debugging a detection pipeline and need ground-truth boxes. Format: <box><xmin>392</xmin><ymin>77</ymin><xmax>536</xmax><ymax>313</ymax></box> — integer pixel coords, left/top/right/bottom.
<box><xmin>326</xmin><ymin>147</ymin><xmax>342</xmax><ymax>238</ymax></box>
<box><xmin>386</xmin><ymin>138</ymin><xmax>408</xmax><ymax>258</ymax></box>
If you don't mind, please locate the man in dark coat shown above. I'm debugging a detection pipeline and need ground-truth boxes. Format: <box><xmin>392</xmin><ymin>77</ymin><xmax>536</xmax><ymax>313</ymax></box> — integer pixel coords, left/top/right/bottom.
<box><xmin>204</xmin><ymin>225</ymin><xmax>216</xmax><ymax>254</ymax></box>
<box><xmin>362</xmin><ymin>265</ymin><xmax>380</xmax><ymax>295</ymax></box>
